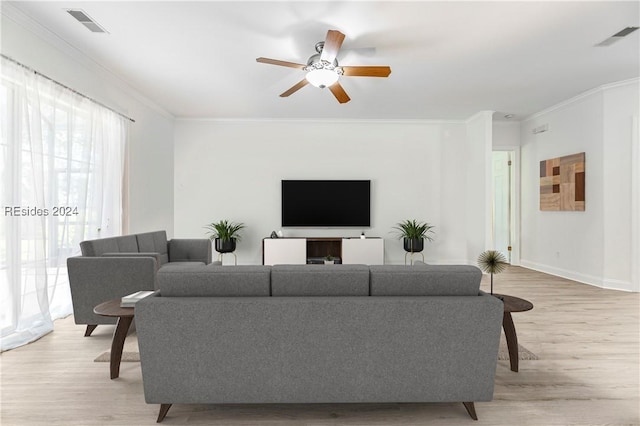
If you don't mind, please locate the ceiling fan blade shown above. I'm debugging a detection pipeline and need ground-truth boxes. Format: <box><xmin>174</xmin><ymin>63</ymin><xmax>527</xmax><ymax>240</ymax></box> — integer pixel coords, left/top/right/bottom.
<box><xmin>328</xmin><ymin>82</ymin><xmax>351</xmax><ymax>104</ymax></box>
<box><xmin>320</xmin><ymin>30</ymin><xmax>346</xmax><ymax>63</ymax></box>
<box><xmin>341</xmin><ymin>66</ymin><xmax>392</xmax><ymax>77</ymax></box>
<box><xmin>280</xmin><ymin>79</ymin><xmax>309</xmax><ymax>97</ymax></box>
<box><xmin>256</xmin><ymin>57</ymin><xmax>306</xmax><ymax>70</ymax></box>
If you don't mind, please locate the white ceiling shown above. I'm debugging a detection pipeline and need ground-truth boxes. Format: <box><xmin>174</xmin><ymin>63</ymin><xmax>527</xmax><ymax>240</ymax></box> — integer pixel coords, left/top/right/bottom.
<box><xmin>6</xmin><ymin>1</ymin><xmax>640</xmax><ymax>120</ymax></box>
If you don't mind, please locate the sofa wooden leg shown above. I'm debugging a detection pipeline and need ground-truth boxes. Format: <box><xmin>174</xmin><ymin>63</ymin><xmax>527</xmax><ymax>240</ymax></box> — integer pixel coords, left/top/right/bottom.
<box><xmin>84</xmin><ymin>324</ymin><xmax>97</xmax><ymax>337</ymax></box>
<box><xmin>157</xmin><ymin>404</ymin><xmax>172</xmax><ymax>423</ymax></box>
<box><xmin>462</xmin><ymin>402</ymin><xmax>478</xmax><ymax>420</ymax></box>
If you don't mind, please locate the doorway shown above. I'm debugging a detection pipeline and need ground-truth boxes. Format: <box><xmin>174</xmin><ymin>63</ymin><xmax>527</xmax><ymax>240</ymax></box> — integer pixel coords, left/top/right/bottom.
<box><xmin>492</xmin><ymin>150</ymin><xmax>518</xmax><ymax>264</ymax></box>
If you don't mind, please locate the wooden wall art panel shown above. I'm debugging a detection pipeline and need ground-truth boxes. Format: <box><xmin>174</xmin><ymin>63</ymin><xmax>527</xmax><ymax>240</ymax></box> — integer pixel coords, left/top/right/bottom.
<box><xmin>539</xmin><ymin>152</ymin><xmax>585</xmax><ymax>211</ymax></box>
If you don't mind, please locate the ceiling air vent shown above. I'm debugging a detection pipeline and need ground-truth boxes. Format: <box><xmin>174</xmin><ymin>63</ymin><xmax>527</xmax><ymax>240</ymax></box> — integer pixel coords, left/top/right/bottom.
<box><xmin>66</xmin><ymin>9</ymin><xmax>108</xmax><ymax>33</ymax></box>
<box><xmin>594</xmin><ymin>26</ymin><xmax>638</xmax><ymax>47</ymax></box>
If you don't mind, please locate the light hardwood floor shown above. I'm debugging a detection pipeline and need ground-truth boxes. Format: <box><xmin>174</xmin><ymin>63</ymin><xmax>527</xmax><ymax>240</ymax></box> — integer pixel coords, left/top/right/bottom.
<box><xmin>1</xmin><ymin>266</ymin><xmax>639</xmax><ymax>425</ymax></box>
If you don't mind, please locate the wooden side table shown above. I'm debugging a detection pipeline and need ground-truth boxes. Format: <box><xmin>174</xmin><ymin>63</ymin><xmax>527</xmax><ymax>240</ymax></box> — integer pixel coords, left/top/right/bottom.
<box><xmin>93</xmin><ymin>299</ymin><xmax>135</xmax><ymax>379</ymax></box>
<box><xmin>493</xmin><ymin>294</ymin><xmax>534</xmax><ymax>372</ymax></box>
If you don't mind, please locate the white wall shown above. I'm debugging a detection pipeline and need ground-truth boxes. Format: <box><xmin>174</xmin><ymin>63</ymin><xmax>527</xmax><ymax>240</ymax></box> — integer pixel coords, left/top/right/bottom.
<box><xmin>602</xmin><ymin>82</ymin><xmax>639</xmax><ymax>291</ymax></box>
<box><xmin>520</xmin><ymin>80</ymin><xmax>639</xmax><ymax>291</ymax></box>
<box><xmin>493</xmin><ymin>121</ymin><xmax>521</xmax><ymax>148</ymax></box>
<box><xmin>174</xmin><ymin>119</ymin><xmax>491</xmax><ymax>265</ymax></box>
<box><xmin>465</xmin><ymin>111</ymin><xmax>494</xmax><ymax>259</ymax></box>
<box><xmin>1</xmin><ymin>7</ymin><xmax>175</xmax><ymax>236</ymax></box>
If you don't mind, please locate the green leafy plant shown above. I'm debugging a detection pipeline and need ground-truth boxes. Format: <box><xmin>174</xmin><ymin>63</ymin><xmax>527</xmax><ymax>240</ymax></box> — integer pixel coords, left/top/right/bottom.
<box><xmin>204</xmin><ymin>220</ymin><xmax>245</xmax><ymax>242</ymax></box>
<box><xmin>324</xmin><ymin>255</ymin><xmax>334</xmax><ymax>261</ymax></box>
<box><xmin>392</xmin><ymin>219</ymin><xmax>435</xmax><ymax>241</ymax></box>
<box><xmin>477</xmin><ymin>250</ymin><xmax>508</xmax><ymax>294</ymax></box>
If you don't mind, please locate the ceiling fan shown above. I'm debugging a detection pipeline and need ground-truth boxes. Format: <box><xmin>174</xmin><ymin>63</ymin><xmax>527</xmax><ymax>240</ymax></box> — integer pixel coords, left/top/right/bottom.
<box><xmin>256</xmin><ymin>30</ymin><xmax>391</xmax><ymax>104</ymax></box>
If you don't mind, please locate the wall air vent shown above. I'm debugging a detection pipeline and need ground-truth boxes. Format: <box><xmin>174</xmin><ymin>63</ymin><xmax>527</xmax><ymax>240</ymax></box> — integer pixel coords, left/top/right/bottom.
<box><xmin>66</xmin><ymin>9</ymin><xmax>108</xmax><ymax>33</ymax></box>
<box><xmin>595</xmin><ymin>26</ymin><xmax>638</xmax><ymax>47</ymax></box>
<box><xmin>532</xmin><ymin>124</ymin><xmax>549</xmax><ymax>135</ymax></box>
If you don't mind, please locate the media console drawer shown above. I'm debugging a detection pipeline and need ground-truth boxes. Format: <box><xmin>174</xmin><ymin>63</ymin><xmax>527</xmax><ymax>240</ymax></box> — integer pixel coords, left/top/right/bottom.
<box><xmin>263</xmin><ymin>238</ymin><xmax>306</xmax><ymax>265</ymax></box>
<box><xmin>341</xmin><ymin>238</ymin><xmax>384</xmax><ymax>265</ymax></box>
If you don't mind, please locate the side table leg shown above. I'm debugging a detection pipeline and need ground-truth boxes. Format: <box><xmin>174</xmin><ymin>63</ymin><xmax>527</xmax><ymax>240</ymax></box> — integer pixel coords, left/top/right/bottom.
<box><xmin>502</xmin><ymin>311</ymin><xmax>519</xmax><ymax>372</ymax></box>
<box><xmin>110</xmin><ymin>316</ymin><xmax>133</xmax><ymax>379</ymax></box>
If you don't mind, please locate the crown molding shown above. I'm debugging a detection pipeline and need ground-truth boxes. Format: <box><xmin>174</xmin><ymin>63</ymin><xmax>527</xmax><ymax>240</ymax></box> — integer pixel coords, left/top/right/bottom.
<box><xmin>599</xmin><ymin>77</ymin><xmax>640</xmax><ymax>90</ymax></box>
<box><xmin>0</xmin><ymin>3</ymin><xmax>174</xmax><ymax>121</ymax></box>
<box><xmin>174</xmin><ymin>117</ymin><xmax>467</xmax><ymax>124</ymax></box>
<box><xmin>523</xmin><ymin>77</ymin><xmax>640</xmax><ymax>122</ymax></box>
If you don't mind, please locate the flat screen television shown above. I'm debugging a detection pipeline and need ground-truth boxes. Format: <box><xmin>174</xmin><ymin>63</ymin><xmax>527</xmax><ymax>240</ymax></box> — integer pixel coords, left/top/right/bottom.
<box><xmin>281</xmin><ymin>180</ymin><xmax>371</xmax><ymax>227</ymax></box>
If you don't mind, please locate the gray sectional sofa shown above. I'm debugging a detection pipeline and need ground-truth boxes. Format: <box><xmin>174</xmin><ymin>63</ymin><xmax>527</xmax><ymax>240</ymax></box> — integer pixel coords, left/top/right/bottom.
<box><xmin>135</xmin><ymin>263</ymin><xmax>504</xmax><ymax>422</ymax></box>
<box><xmin>67</xmin><ymin>231</ymin><xmax>211</xmax><ymax>336</ymax></box>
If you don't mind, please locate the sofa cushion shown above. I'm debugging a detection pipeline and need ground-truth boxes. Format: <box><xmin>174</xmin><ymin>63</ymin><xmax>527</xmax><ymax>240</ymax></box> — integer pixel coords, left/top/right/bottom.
<box><xmin>79</xmin><ymin>235</ymin><xmax>139</xmax><ymax>257</ymax></box>
<box><xmin>369</xmin><ymin>265</ymin><xmax>481</xmax><ymax>296</ymax></box>
<box><xmin>136</xmin><ymin>231</ymin><xmax>169</xmax><ymax>264</ymax></box>
<box><xmin>158</xmin><ymin>261</ymin><xmax>206</xmax><ymax>270</ymax></box>
<box><xmin>168</xmin><ymin>239</ymin><xmax>211</xmax><ymax>263</ymax></box>
<box><xmin>271</xmin><ymin>265</ymin><xmax>370</xmax><ymax>296</ymax></box>
<box><xmin>157</xmin><ymin>265</ymin><xmax>271</xmax><ymax>297</ymax></box>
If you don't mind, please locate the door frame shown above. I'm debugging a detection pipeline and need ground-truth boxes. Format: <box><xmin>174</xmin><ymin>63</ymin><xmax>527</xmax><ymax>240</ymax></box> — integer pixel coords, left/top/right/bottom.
<box><xmin>492</xmin><ymin>146</ymin><xmax>520</xmax><ymax>266</ymax></box>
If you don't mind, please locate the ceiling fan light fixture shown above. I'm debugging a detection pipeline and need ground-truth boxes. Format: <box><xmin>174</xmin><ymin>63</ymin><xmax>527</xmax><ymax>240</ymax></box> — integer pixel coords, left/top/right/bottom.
<box><xmin>305</xmin><ymin>68</ymin><xmax>339</xmax><ymax>88</ymax></box>
<box><xmin>256</xmin><ymin>29</ymin><xmax>390</xmax><ymax>103</ymax></box>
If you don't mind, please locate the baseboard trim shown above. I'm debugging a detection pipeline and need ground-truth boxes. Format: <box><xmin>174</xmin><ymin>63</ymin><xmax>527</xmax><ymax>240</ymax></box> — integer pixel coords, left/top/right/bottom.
<box><xmin>519</xmin><ymin>260</ymin><xmax>634</xmax><ymax>292</ymax></box>
<box><xmin>602</xmin><ymin>278</ymin><xmax>635</xmax><ymax>292</ymax></box>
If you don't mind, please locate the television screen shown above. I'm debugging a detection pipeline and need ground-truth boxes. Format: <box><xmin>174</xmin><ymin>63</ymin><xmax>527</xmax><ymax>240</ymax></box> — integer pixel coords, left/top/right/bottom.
<box><xmin>282</xmin><ymin>180</ymin><xmax>371</xmax><ymax>227</ymax></box>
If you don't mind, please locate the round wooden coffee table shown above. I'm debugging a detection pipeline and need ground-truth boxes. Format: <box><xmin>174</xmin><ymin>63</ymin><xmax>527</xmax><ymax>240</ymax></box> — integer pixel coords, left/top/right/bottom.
<box><xmin>93</xmin><ymin>299</ymin><xmax>135</xmax><ymax>379</ymax></box>
<box><xmin>493</xmin><ymin>294</ymin><xmax>534</xmax><ymax>372</ymax></box>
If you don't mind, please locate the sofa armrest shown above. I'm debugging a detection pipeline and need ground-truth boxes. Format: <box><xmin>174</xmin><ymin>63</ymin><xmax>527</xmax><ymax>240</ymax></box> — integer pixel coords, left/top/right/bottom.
<box><xmin>102</xmin><ymin>252</ymin><xmax>163</xmax><ymax>271</ymax></box>
<box><xmin>67</xmin><ymin>256</ymin><xmax>158</xmax><ymax>326</ymax></box>
<box><xmin>168</xmin><ymin>239</ymin><xmax>212</xmax><ymax>264</ymax></box>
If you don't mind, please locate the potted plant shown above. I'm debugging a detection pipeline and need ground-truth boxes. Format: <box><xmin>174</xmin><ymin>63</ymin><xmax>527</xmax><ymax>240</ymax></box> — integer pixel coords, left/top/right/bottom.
<box><xmin>204</xmin><ymin>220</ymin><xmax>245</xmax><ymax>253</ymax></box>
<box><xmin>324</xmin><ymin>255</ymin><xmax>335</xmax><ymax>265</ymax></box>
<box><xmin>393</xmin><ymin>219</ymin><xmax>435</xmax><ymax>253</ymax></box>
<box><xmin>477</xmin><ymin>250</ymin><xmax>508</xmax><ymax>295</ymax></box>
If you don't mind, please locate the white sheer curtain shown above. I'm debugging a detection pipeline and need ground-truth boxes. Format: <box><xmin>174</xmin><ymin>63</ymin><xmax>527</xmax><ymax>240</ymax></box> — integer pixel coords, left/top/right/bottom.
<box><xmin>0</xmin><ymin>57</ymin><xmax>128</xmax><ymax>350</ymax></box>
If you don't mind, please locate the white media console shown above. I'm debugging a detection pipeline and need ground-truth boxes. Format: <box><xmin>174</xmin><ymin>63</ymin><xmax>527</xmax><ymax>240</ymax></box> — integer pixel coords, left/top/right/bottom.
<box><xmin>262</xmin><ymin>237</ymin><xmax>384</xmax><ymax>265</ymax></box>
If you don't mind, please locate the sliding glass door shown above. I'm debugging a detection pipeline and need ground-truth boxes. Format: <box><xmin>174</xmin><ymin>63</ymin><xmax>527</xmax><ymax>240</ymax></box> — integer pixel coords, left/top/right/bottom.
<box><xmin>0</xmin><ymin>57</ymin><xmax>128</xmax><ymax>350</ymax></box>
